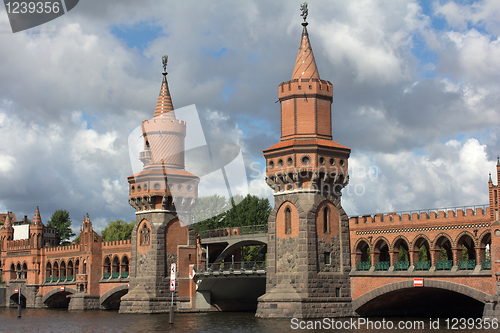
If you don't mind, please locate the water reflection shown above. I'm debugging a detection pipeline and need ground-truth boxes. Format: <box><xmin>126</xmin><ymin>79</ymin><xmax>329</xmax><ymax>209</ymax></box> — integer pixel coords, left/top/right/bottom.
<box><xmin>0</xmin><ymin>308</ymin><xmax>494</xmax><ymax>333</ymax></box>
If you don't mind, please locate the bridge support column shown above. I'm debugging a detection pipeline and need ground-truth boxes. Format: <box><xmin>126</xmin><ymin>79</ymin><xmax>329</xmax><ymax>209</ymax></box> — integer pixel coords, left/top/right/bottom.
<box><xmin>68</xmin><ymin>293</ymin><xmax>100</xmax><ymax>310</ymax></box>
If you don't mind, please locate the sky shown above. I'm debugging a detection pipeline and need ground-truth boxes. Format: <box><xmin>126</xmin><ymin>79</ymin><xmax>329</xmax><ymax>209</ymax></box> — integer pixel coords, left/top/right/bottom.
<box><xmin>0</xmin><ymin>0</ymin><xmax>499</xmax><ymax>234</ymax></box>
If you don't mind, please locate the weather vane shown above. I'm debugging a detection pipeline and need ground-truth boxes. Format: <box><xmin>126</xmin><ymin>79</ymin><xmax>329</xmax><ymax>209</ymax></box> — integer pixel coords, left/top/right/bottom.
<box><xmin>300</xmin><ymin>2</ymin><xmax>308</xmax><ymax>23</ymax></box>
<box><xmin>162</xmin><ymin>55</ymin><xmax>168</xmax><ymax>74</ymax></box>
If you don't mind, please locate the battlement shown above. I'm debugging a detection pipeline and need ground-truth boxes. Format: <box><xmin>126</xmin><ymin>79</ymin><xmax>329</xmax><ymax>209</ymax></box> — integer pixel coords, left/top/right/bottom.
<box><xmin>6</xmin><ymin>238</ymin><xmax>31</xmax><ymax>250</ymax></box>
<box><xmin>349</xmin><ymin>204</ymin><xmax>489</xmax><ymax>227</ymax></box>
<box><xmin>279</xmin><ymin>78</ymin><xmax>333</xmax><ymax>97</ymax></box>
<box><xmin>44</xmin><ymin>244</ymin><xmax>81</xmax><ymax>253</ymax></box>
<box><xmin>102</xmin><ymin>239</ymin><xmax>131</xmax><ymax>248</ymax></box>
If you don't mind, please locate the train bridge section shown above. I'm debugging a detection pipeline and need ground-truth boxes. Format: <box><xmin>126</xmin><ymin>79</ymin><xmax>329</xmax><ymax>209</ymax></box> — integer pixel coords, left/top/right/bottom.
<box><xmin>349</xmin><ymin>205</ymin><xmax>497</xmax><ymax>317</ymax></box>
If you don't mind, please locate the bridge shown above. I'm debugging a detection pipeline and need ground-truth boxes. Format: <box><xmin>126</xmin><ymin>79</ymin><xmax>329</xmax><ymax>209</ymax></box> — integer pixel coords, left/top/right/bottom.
<box><xmin>195</xmin><ymin>203</ymin><xmax>497</xmax><ymax>317</ymax></box>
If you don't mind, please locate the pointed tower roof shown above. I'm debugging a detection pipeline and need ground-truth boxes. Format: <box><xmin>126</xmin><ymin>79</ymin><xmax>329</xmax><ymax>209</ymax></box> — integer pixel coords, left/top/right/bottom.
<box><xmin>32</xmin><ymin>206</ymin><xmax>42</xmax><ymax>225</ymax></box>
<box><xmin>291</xmin><ymin>22</ymin><xmax>320</xmax><ymax>81</ymax></box>
<box><xmin>3</xmin><ymin>212</ymin><xmax>12</xmax><ymax>228</ymax></box>
<box><xmin>153</xmin><ymin>56</ymin><xmax>175</xmax><ymax>118</ymax></box>
<box><xmin>489</xmin><ymin>173</ymin><xmax>493</xmax><ymax>183</ymax></box>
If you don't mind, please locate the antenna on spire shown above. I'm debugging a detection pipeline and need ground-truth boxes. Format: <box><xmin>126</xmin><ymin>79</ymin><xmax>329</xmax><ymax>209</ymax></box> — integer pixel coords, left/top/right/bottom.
<box><xmin>300</xmin><ymin>2</ymin><xmax>308</xmax><ymax>26</ymax></box>
<box><xmin>162</xmin><ymin>55</ymin><xmax>168</xmax><ymax>75</ymax></box>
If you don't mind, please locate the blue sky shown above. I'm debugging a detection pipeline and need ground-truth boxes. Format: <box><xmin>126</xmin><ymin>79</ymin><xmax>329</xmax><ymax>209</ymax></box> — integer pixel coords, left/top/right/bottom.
<box><xmin>0</xmin><ymin>0</ymin><xmax>499</xmax><ymax>231</ymax></box>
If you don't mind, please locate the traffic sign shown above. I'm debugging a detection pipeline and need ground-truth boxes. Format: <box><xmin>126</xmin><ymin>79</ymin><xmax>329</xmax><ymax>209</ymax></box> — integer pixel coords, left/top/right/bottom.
<box><xmin>170</xmin><ymin>279</ymin><xmax>175</xmax><ymax>291</ymax></box>
<box><xmin>189</xmin><ymin>269</ymin><xmax>195</xmax><ymax>279</ymax></box>
<box><xmin>60</xmin><ymin>286</ymin><xmax>65</xmax><ymax>291</ymax></box>
<box><xmin>14</xmin><ymin>288</ymin><xmax>18</xmax><ymax>294</ymax></box>
<box><xmin>414</xmin><ymin>278</ymin><xmax>423</xmax><ymax>287</ymax></box>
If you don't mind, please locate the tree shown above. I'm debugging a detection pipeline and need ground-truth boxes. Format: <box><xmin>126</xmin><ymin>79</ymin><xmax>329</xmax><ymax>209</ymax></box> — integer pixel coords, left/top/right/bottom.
<box><xmin>224</xmin><ymin>194</ymin><xmax>272</xmax><ymax>228</ymax></box>
<box><xmin>101</xmin><ymin>220</ymin><xmax>135</xmax><ymax>242</ymax></box>
<box><xmin>192</xmin><ymin>194</ymin><xmax>228</xmax><ymax>233</ymax></box>
<box><xmin>47</xmin><ymin>209</ymin><xmax>75</xmax><ymax>246</ymax></box>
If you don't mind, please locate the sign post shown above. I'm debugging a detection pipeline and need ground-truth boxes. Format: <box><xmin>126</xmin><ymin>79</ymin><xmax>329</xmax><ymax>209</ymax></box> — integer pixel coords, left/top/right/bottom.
<box><xmin>169</xmin><ymin>263</ymin><xmax>176</xmax><ymax>324</ymax></box>
<box><xmin>15</xmin><ymin>287</ymin><xmax>21</xmax><ymax>318</ymax></box>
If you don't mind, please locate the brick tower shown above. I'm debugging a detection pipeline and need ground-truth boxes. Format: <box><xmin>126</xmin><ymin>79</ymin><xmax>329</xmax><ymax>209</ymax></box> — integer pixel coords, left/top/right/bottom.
<box><xmin>256</xmin><ymin>8</ymin><xmax>353</xmax><ymax>318</ymax></box>
<box><xmin>119</xmin><ymin>57</ymin><xmax>199</xmax><ymax>313</ymax></box>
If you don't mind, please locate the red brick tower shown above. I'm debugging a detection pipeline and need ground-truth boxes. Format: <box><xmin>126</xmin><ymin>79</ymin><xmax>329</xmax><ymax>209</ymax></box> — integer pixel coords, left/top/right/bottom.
<box><xmin>256</xmin><ymin>6</ymin><xmax>353</xmax><ymax>318</ymax></box>
<box><xmin>120</xmin><ymin>56</ymin><xmax>199</xmax><ymax>313</ymax></box>
<box><xmin>29</xmin><ymin>206</ymin><xmax>44</xmax><ymax>248</ymax></box>
<box><xmin>0</xmin><ymin>213</ymin><xmax>13</xmax><ymax>252</ymax></box>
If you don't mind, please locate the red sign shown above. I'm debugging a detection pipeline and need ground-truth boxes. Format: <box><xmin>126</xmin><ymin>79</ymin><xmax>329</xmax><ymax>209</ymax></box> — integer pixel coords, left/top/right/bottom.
<box><xmin>170</xmin><ymin>279</ymin><xmax>175</xmax><ymax>291</ymax></box>
<box><xmin>60</xmin><ymin>286</ymin><xmax>65</xmax><ymax>291</ymax></box>
<box><xmin>414</xmin><ymin>278</ymin><xmax>423</xmax><ymax>287</ymax></box>
<box><xmin>189</xmin><ymin>269</ymin><xmax>195</xmax><ymax>279</ymax></box>
<box><xmin>170</xmin><ymin>263</ymin><xmax>176</xmax><ymax>291</ymax></box>
<box><xmin>14</xmin><ymin>288</ymin><xmax>18</xmax><ymax>294</ymax></box>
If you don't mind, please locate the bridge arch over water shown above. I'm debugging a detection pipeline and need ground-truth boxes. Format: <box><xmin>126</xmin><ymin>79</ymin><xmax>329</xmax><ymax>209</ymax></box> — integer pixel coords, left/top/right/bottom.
<box><xmin>100</xmin><ymin>285</ymin><xmax>129</xmax><ymax>310</ymax></box>
<box><xmin>43</xmin><ymin>287</ymin><xmax>76</xmax><ymax>308</ymax></box>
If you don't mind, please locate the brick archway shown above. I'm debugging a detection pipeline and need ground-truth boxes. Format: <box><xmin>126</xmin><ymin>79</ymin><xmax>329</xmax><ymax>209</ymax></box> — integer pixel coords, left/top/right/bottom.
<box><xmin>100</xmin><ymin>285</ymin><xmax>129</xmax><ymax>308</ymax></box>
<box><xmin>352</xmin><ymin>279</ymin><xmax>488</xmax><ymax>311</ymax></box>
<box><xmin>42</xmin><ymin>287</ymin><xmax>77</xmax><ymax>304</ymax></box>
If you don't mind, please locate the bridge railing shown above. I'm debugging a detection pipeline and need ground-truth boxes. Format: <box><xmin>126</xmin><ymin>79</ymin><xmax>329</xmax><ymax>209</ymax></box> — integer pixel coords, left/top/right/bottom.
<box><xmin>196</xmin><ymin>260</ymin><xmax>266</xmax><ymax>273</ymax></box>
<box><xmin>199</xmin><ymin>224</ymin><xmax>267</xmax><ymax>239</ymax></box>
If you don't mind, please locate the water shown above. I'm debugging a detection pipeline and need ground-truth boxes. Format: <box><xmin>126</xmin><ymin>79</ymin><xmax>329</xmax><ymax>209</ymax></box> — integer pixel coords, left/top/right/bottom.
<box><xmin>0</xmin><ymin>308</ymin><xmax>496</xmax><ymax>332</ymax></box>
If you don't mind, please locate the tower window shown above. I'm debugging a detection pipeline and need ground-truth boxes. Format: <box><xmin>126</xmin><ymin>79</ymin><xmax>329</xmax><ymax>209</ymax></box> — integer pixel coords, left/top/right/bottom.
<box><xmin>301</xmin><ymin>156</ymin><xmax>310</xmax><ymax>165</ymax></box>
<box><xmin>285</xmin><ymin>206</ymin><xmax>292</xmax><ymax>235</ymax></box>
<box><xmin>323</xmin><ymin>206</ymin><xmax>330</xmax><ymax>234</ymax></box>
<box><xmin>324</xmin><ymin>252</ymin><xmax>331</xmax><ymax>265</ymax></box>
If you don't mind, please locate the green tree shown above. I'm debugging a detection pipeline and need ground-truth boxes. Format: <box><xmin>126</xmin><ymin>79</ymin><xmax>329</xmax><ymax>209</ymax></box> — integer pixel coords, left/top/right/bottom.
<box><xmin>224</xmin><ymin>194</ymin><xmax>272</xmax><ymax>228</ymax></box>
<box><xmin>47</xmin><ymin>209</ymin><xmax>75</xmax><ymax>246</ymax></box>
<box><xmin>101</xmin><ymin>220</ymin><xmax>135</xmax><ymax>242</ymax></box>
<box><xmin>192</xmin><ymin>194</ymin><xmax>228</xmax><ymax>233</ymax></box>
<box><xmin>418</xmin><ymin>244</ymin><xmax>429</xmax><ymax>261</ymax></box>
<box><xmin>398</xmin><ymin>246</ymin><xmax>409</xmax><ymax>262</ymax></box>
<box><xmin>462</xmin><ymin>244</ymin><xmax>469</xmax><ymax>260</ymax></box>
<box><xmin>439</xmin><ymin>247</ymin><xmax>449</xmax><ymax>261</ymax></box>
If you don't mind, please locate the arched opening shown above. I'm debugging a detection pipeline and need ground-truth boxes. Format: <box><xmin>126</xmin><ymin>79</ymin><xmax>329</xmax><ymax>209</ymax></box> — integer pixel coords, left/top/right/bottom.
<box><xmin>9</xmin><ymin>263</ymin><xmax>16</xmax><ymax>281</ymax></box>
<box><xmin>75</xmin><ymin>259</ymin><xmax>79</xmax><ymax>275</ymax></box>
<box><xmin>9</xmin><ymin>293</ymin><xmax>26</xmax><ymax>308</ymax></box>
<box><xmin>356</xmin><ymin>287</ymin><xmax>485</xmax><ymax>317</ymax></box>
<box><xmin>413</xmin><ymin>237</ymin><xmax>431</xmax><ymax>270</ymax></box>
<box><xmin>60</xmin><ymin>261</ymin><xmax>66</xmax><ymax>282</ymax></box>
<box><xmin>457</xmin><ymin>234</ymin><xmax>476</xmax><ymax>270</ymax></box>
<box><xmin>121</xmin><ymin>256</ymin><xmax>129</xmax><ymax>278</ymax></box>
<box><xmin>111</xmin><ymin>256</ymin><xmax>120</xmax><ymax>279</ymax></box>
<box><xmin>373</xmin><ymin>239</ymin><xmax>390</xmax><ymax>271</ymax></box>
<box><xmin>393</xmin><ymin>238</ymin><xmax>410</xmax><ymax>271</ymax></box>
<box><xmin>67</xmin><ymin>260</ymin><xmax>74</xmax><ymax>281</ymax></box>
<box><xmin>15</xmin><ymin>263</ymin><xmax>21</xmax><ymax>279</ymax></box>
<box><xmin>21</xmin><ymin>262</ymin><xmax>27</xmax><ymax>279</ymax></box>
<box><xmin>103</xmin><ymin>257</ymin><xmax>111</xmax><ymax>279</ymax></box>
<box><xmin>43</xmin><ymin>289</ymin><xmax>73</xmax><ymax>308</ymax></box>
<box><xmin>285</xmin><ymin>206</ymin><xmax>292</xmax><ymax>235</ymax></box>
<box><xmin>52</xmin><ymin>262</ymin><xmax>59</xmax><ymax>282</ymax></box>
<box><xmin>355</xmin><ymin>240</ymin><xmax>370</xmax><ymax>271</ymax></box>
<box><xmin>323</xmin><ymin>206</ymin><xmax>330</xmax><ymax>234</ymax></box>
<box><xmin>45</xmin><ymin>262</ymin><xmax>52</xmax><ymax>282</ymax></box>
<box><xmin>82</xmin><ymin>260</ymin><xmax>86</xmax><ymax>274</ymax></box>
<box><xmin>434</xmin><ymin>235</ymin><xmax>453</xmax><ymax>270</ymax></box>
<box><xmin>480</xmin><ymin>233</ymin><xmax>491</xmax><ymax>270</ymax></box>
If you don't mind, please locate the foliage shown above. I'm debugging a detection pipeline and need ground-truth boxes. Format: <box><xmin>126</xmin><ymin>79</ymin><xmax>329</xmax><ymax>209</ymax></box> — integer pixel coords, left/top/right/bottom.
<box><xmin>101</xmin><ymin>220</ymin><xmax>135</xmax><ymax>242</ymax></box>
<box><xmin>398</xmin><ymin>246</ymin><xmax>409</xmax><ymax>262</ymax></box>
<box><xmin>193</xmin><ymin>194</ymin><xmax>271</xmax><ymax>233</ymax></box>
<box><xmin>439</xmin><ymin>247</ymin><xmax>449</xmax><ymax>261</ymax></box>
<box><xmin>192</xmin><ymin>194</ymin><xmax>228</xmax><ymax>233</ymax></box>
<box><xmin>418</xmin><ymin>244</ymin><xmax>428</xmax><ymax>261</ymax></box>
<box><xmin>47</xmin><ymin>209</ymin><xmax>75</xmax><ymax>246</ymax></box>
<box><xmin>242</xmin><ymin>245</ymin><xmax>266</xmax><ymax>262</ymax></box>
<box><xmin>462</xmin><ymin>244</ymin><xmax>469</xmax><ymax>260</ymax></box>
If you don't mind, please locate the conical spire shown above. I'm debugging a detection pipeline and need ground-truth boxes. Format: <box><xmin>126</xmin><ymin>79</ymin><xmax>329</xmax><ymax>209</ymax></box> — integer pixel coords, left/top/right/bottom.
<box><xmin>153</xmin><ymin>55</ymin><xmax>175</xmax><ymax>118</ymax></box>
<box><xmin>32</xmin><ymin>206</ymin><xmax>42</xmax><ymax>225</ymax></box>
<box><xmin>3</xmin><ymin>212</ymin><xmax>12</xmax><ymax>228</ymax></box>
<box><xmin>291</xmin><ymin>22</ymin><xmax>320</xmax><ymax>81</ymax></box>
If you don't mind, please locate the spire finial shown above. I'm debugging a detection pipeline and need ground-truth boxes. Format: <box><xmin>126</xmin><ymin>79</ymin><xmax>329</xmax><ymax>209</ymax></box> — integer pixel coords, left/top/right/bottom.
<box><xmin>489</xmin><ymin>172</ymin><xmax>493</xmax><ymax>183</ymax></box>
<box><xmin>300</xmin><ymin>2</ymin><xmax>308</xmax><ymax>26</ymax></box>
<box><xmin>497</xmin><ymin>156</ymin><xmax>499</xmax><ymax>166</ymax></box>
<box><xmin>162</xmin><ymin>55</ymin><xmax>168</xmax><ymax>75</ymax></box>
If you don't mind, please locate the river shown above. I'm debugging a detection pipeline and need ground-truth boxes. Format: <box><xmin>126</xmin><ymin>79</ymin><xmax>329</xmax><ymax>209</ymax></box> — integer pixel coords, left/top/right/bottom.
<box><xmin>0</xmin><ymin>308</ymin><xmax>495</xmax><ymax>332</ymax></box>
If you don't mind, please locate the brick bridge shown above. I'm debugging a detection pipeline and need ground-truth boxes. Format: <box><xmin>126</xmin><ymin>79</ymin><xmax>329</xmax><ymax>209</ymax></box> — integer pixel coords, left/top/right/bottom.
<box><xmin>1</xmin><ymin>211</ymin><xmax>131</xmax><ymax>310</ymax></box>
<box><xmin>193</xmin><ymin>202</ymin><xmax>497</xmax><ymax>316</ymax></box>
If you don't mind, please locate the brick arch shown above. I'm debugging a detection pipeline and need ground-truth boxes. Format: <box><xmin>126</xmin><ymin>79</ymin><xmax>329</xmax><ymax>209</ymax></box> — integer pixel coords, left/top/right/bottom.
<box><xmin>42</xmin><ymin>287</ymin><xmax>77</xmax><ymax>304</ymax></box>
<box><xmin>276</xmin><ymin>201</ymin><xmax>299</xmax><ymax>238</ymax></box>
<box><xmin>213</xmin><ymin>240</ymin><xmax>267</xmax><ymax>263</ymax></box>
<box><xmin>353</xmin><ymin>238</ymin><xmax>371</xmax><ymax>253</ymax></box>
<box><xmin>100</xmin><ymin>285</ymin><xmax>129</xmax><ymax>306</ymax></box>
<box><xmin>411</xmin><ymin>234</ymin><xmax>433</xmax><ymax>250</ymax></box>
<box><xmin>352</xmin><ymin>280</ymin><xmax>489</xmax><ymax>311</ymax></box>
<box><xmin>455</xmin><ymin>230</ymin><xmax>478</xmax><ymax>248</ymax></box>
<box><xmin>372</xmin><ymin>236</ymin><xmax>390</xmax><ymax>250</ymax></box>
<box><xmin>391</xmin><ymin>235</ymin><xmax>411</xmax><ymax>252</ymax></box>
<box><xmin>479</xmin><ymin>230</ymin><xmax>491</xmax><ymax>247</ymax></box>
<box><xmin>433</xmin><ymin>232</ymin><xmax>453</xmax><ymax>248</ymax></box>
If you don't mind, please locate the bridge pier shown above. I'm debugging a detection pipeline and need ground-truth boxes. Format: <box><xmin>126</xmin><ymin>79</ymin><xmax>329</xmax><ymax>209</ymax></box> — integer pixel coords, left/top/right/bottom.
<box><xmin>68</xmin><ymin>293</ymin><xmax>100</xmax><ymax>310</ymax></box>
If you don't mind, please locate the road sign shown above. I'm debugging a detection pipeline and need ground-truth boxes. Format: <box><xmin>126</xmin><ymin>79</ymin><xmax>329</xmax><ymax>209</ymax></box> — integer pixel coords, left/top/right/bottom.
<box><xmin>14</xmin><ymin>288</ymin><xmax>18</xmax><ymax>294</ymax></box>
<box><xmin>170</xmin><ymin>263</ymin><xmax>176</xmax><ymax>291</ymax></box>
<box><xmin>170</xmin><ymin>279</ymin><xmax>175</xmax><ymax>291</ymax></box>
<box><xmin>189</xmin><ymin>269</ymin><xmax>195</xmax><ymax>279</ymax></box>
<box><xmin>414</xmin><ymin>278</ymin><xmax>423</xmax><ymax>287</ymax></box>
<box><xmin>60</xmin><ymin>286</ymin><xmax>65</xmax><ymax>291</ymax></box>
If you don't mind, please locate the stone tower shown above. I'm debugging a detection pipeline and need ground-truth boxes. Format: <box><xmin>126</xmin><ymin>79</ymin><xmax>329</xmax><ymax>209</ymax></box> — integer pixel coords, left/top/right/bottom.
<box><xmin>256</xmin><ymin>12</ymin><xmax>353</xmax><ymax>318</ymax></box>
<box><xmin>120</xmin><ymin>57</ymin><xmax>199</xmax><ymax>313</ymax></box>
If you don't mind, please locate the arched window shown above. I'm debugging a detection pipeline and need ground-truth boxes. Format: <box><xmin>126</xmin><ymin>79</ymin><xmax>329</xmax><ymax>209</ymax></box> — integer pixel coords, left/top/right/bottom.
<box><xmin>285</xmin><ymin>207</ymin><xmax>292</xmax><ymax>235</ymax></box>
<box><xmin>323</xmin><ymin>206</ymin><xmax>330</xmax><ymax>234</ymax></box>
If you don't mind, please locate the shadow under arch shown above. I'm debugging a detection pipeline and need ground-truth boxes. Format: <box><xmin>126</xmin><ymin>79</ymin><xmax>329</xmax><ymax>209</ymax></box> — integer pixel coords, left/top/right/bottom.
<box><xmin>43</xmin><ymin>287</ymin><xmax>77</xmax><ymax>308</ymax></box>
<box><xmin>214</xmin><ymin>240</ymin><xmax>267</xmax><ymax>263</ymax></box>
<box><xmin>100</xmin><ymin>285</ymin><xmax>129</xmax><ymax>310</ymax></box>
<box><xmin>353</xmin><ymin>280</ymin><xmax>487</xmax><ymax>317</ymax></box>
